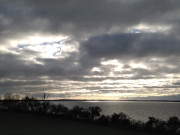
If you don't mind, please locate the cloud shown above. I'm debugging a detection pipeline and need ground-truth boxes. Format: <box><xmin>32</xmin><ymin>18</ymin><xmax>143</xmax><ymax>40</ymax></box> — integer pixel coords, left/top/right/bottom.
<box><xmin>81</xmin><ymin>33</ymin><xmax>180</xmax><ymax>59</ymax></box>
<box><xmin>0</xmin><ymin>0</ymin><xmax>180</xmax><ymax>99</ymax></box>
<box><xmin>0</xmin><ymin>0</ymin><xmax>179</xmax><ymax>41</ymax></box>
<box><xmin>131</xmin><ymin>94</ymin><xmax>180</xmax><ymax>101</ymax></box>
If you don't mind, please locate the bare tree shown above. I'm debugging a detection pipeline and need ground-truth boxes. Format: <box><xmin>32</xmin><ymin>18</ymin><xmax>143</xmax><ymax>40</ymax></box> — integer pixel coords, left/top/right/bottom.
<box><xmin>88</xmin><ymin>106</ymin><xmax>102</xmax><ymax>120</ymax></box>
<box><xmin>4</xmin><ymin>93</ymin><xmax>20</xmax><ymax>100</ymax></box>
<box><xmin>42</xmin><ymin>93</ymin><xmax>49</xmax><ymax>100</ymax></box>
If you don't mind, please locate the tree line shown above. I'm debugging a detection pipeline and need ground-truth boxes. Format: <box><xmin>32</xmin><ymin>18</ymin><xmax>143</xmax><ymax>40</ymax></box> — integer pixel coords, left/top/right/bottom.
<box><xmin>0</xmin><ymin>93</ymin><xmax>180</xmax><ymax>134</ymax></box>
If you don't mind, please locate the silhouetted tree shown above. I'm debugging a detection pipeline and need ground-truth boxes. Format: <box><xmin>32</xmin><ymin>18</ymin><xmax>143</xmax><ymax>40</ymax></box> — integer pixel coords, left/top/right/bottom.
<box><xmin>42</xmin><ymin>93</ymin><xmax>49</xmax><ymax>100</ymax></box>
<box><xmin>20</xmin><ymin>96</ymin><xmax>41</xmax><ymax>112</ymax></box>
<box><xmin>131</xmin><ymin>120</ymin><xmax>145</xmax><ymax>131</ymax></box>
<box><xmin>80</xmin><ymin>110</ymin><xmax>91</xmax><ymax>121</ymax></box>
<box><xmin>4</xmin><ymin>93</ymin><xmax>20</xmax><ymax>100</ymax></box>
<box><xmin>97</xmin><ymin>115</ymin><xmax>110</xmax><ymax>125</ymax></box>
<box><xmin>50</xmin><ymin>104</ymin><xmax>57</xmax><ymax>115</ymax></box>
<box><xmin>88</xmin><ymin>106</ymin><xmax>102</xmax><ymax>120</ymax></box>
<box><xmin>0</xmin><ymin>95</ymin><xmax>2</xmax><ymax>109</ymax></box>
<box><xmin>4</xmin><ymin>93</ymin><xmax>13</xmax><ymax>100</ymax></box>
<box><xmin>19</xmin><ymin>96</ymin><xmax>38</xmax><ymax>112</ymax></box>
<box><xmin>111</xmin><ymin>112</ymin><xmax>131</xmax><ymax>129</ymax></box>
<box><xmin>146</xmin><ymin>117</ymin><xmax>158</xmax><ymax>132</ymax></box>
<box><xmin>39</xmin><ymin>101</ymin><xmax>51</xmax><ymax>114</ymax></box>
<box><xmin>155</xmin><ymin>120</ymin><xmax>167</xmax><ymax>133</ymax></box>
<box><xmin>3</xmin><ymin>93</ymin><xmax>21</xmax><ymax>110</ymax></box>
<box><xmin>69</xmin><ymin>106</ymin><xmax>85</xmax><ymax>119</ymax></box>
<box><xmin>167</xmin><ymin>116</ymin><xmax>180</xmax><ymax>134</ymax></box>
<box><xmin>50</xmin><ymin>104</ymin><xmax>69</xmax><ymax>116</ymax></box>
<box><xmin>111</xmin><ymin>113</ymin><xmax>120</xmax><ymax>125</ymax></box>
<box><xmin>22</xmin><ymin>95</ymin><xmax>37</xmax><ymax>101</ymax></box>
<box><xmin>30</xmin><ymin>100</ymin><xmax>42</xmax><ymax>113</ymax></box>
<box><xmin>145</xmin><ymin>117</ymin><xmax>168</xmax><ymax>133</ymax></box>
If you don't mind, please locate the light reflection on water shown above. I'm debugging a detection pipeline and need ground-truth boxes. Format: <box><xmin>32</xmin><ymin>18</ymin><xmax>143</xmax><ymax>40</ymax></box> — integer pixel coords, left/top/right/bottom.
<box><xmin>51</xmin><ymin>101</ymin><xmax>180</xmax><ymax>122</ymax></box>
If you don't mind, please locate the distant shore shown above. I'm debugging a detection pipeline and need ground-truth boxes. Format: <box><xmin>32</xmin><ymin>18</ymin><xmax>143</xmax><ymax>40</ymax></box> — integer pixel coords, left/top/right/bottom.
<box><xmin>30</xmin><ymin>99</ymin><xmax>180</xmax><ymax>102</ymax></box>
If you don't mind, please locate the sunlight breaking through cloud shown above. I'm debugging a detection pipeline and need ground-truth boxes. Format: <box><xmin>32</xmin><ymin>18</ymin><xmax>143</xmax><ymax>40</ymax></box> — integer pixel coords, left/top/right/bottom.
<box><xmin>0</xmin><ymin>0</ymin><xmax>180</xmax><ymax>100</ymax></box>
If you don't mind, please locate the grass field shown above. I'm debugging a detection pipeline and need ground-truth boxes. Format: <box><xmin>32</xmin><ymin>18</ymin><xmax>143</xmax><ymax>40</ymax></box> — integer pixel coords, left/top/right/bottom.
<box><xmin>0</xmin><ymin>111</ymin><xmax>162</xmax><ymax>135</ymax></box>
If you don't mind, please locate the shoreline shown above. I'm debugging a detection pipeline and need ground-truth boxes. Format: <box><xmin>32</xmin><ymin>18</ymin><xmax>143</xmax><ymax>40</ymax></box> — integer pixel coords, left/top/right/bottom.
<box><xmin>1</xmin><ymin>99</ymin><xmax>180</xmax><ymax>102</ymax></box>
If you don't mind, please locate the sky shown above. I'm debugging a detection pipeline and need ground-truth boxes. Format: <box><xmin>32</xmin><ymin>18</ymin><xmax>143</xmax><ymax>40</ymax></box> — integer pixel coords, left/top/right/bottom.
<box><xmin>0</xmin><ymin>0</ymin><xmax>180</xmax><ymax>100</ymax></box>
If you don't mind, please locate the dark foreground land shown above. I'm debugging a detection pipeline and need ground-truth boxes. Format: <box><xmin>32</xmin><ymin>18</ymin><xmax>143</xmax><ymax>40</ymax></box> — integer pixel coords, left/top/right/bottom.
<box><xmin>0</xmin><ymin>112</ymin><xmax>162</xmax><ymax>135</ymax></box>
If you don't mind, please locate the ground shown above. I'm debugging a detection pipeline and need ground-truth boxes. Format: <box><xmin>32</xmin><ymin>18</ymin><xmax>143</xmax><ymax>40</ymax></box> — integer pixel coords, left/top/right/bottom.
<box><xmin>0</xmin><ymin>111</ymin><xmax>162</xmax><ymax>135</ymax></box>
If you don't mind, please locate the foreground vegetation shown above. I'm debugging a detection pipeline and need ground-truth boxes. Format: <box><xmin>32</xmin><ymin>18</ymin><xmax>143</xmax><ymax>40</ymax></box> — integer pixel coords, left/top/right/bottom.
<box><xmin>0</xmin><ymin>111</ymin><xmax>164</xmax><ymax>135</ymax></box>
<box><xmin>0</xmin><ymin>93</ymin><xmax>180</xmax><ymax>134</ymax></box>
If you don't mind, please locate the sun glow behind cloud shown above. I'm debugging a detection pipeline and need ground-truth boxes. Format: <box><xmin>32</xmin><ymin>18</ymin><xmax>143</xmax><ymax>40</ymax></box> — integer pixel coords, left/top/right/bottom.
<box><xmin>129</xmin><ymin>23</ymin><xmax>172</xmax><ymax>33</ymax></box>
<box><xmin>10</xmin><ymin>35</ymin><xmax>65</xmax><ymax>57</ymax></box>
<box><xmin>8</xmin><ymin>35</ymin><xmax>80</xmax><ymax>61</ymax></box>
<box><xmin>0</xmin><ymin>0</ymin><xmax>180</xmax><ymax>100</ymax></box>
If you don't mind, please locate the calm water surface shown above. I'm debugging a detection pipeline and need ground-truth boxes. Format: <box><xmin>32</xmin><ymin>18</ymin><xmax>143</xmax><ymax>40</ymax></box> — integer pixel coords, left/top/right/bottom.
<box><xmin>52</xmin><ymin>101</ymin><xmax>180</xmax><ymax>122</ymax></box>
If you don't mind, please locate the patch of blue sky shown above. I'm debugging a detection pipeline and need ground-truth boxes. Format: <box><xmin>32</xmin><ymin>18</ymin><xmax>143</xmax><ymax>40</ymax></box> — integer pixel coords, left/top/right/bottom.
<box><xmin>17</xmin><ymin>44</ymin><xmax>29</xmax><ymax>49</ymax></box>
<box><xmin>18</xmin><ymin>40</ymin><xmax>61</xmax><ymax>48</ymax></box>
<box><xmin>41</xmin><ymin>41</ymin><xmax>61</xmax><ymax>46</ymax></box>
<box><xmin>131</xmin><ymin>29</ymin><xmax>141</xmax><ymax>33</ymax></box>
<box><xmin>53</xmin><ymin>47</ymin><xmax>61</xmax><ymax>56</ymax></box>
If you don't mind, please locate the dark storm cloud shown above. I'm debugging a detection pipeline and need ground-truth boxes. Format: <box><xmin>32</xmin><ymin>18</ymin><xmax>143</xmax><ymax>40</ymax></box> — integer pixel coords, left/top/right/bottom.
<box><xmin>0</xmin><ymin>49</ymin><xmax>95</xmax><ymax>83</ymax></box>
<box><xmin>0</xmin><ymin>52</ymin><xmax>72</xmax><ymax>79</ymax></box>
<box><xmin>0</xmin><ymin>52</ymin><xmax>44</xmax><ymax>78</ymax></box>
<box><xmin>0</xmin><ymin>80</ymin><xmax>46</xmax><ymax>88</ymax></box>
<box><xmin>79</xmin><ymin>32</ymin><xmax>180</xmax><ymax>80</ymax></box>
<box><xmin>0</xmin><ymin>0</ymin><xmax>180</xmax><ymax>99</ymax></box>
<box><xmin>0</xmin><ymin>0</ymin><xmax>179</xmax><ymax>41</ymax></box>
<box><xmin>81</xmin><ymin>33</ymin><xmax>180</xmax><ymax>59</ymax></box>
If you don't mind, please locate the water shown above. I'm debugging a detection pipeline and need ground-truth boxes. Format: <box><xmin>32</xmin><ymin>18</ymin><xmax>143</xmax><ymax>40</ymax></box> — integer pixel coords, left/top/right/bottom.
<box><xmin>51</xmin><ymin>101</ymin><xmax>180</xmax><ymax>122</ymax></box>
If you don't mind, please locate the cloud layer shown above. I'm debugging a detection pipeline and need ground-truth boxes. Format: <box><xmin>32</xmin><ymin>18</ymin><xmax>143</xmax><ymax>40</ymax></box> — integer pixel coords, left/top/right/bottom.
<box><xmin>0</xmin><ymin>0</ymin><xmax>180</xmax><ymax>100</ymax></box>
